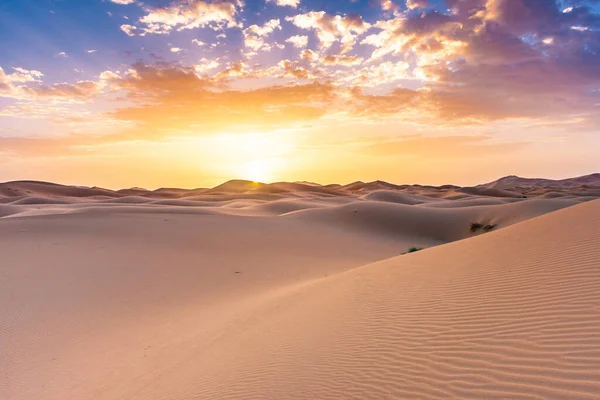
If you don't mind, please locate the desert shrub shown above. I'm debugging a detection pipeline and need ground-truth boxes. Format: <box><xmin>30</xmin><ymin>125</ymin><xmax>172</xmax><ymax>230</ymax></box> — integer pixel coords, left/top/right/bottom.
<box><xmin>470</xmin><ymin>222</ymin><xmax>484</xmax><ymax>232</ymax></box>
<box><xmin>405</xmin><ymin>247</ymin><xmax>423</xmax><ymax>254</ymax></box>
<box><xmin>483</xmin><ymin>224</ymin><xmax>496</xmax><ymax>232</ymax></box>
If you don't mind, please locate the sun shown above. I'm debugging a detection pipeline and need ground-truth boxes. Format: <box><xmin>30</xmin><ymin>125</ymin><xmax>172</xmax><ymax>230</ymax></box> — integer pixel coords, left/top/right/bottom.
<box><xmin>240</xmin><ymin>159</ymin><xmax>274</xmax><ymax>183</ymax></box>
<box><xmin>207</xmin><ymin>132</ymin><xmax>292</xmax><ymax>183</ymax></box>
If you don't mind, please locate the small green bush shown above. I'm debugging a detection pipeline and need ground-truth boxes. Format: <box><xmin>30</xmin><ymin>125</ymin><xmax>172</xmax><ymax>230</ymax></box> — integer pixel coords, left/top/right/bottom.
<box><xmin>403</xmin><ymin>247</ymin><xmax>423</xmax><ymax>255</ymax></box>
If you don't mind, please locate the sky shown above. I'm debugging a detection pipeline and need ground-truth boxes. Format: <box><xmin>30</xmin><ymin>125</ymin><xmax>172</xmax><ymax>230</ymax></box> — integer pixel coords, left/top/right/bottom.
<box><xmin>0</xmin><ymin>0</ymin><xmax>599</xmax><ymax>188</ymax></box>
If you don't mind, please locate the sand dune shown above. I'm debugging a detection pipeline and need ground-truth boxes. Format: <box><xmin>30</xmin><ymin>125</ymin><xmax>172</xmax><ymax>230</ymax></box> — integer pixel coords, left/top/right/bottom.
<box><xmin>158</xmin><ymin>199</ymin><xmax>600</xmax><ymax>400</ymax></box>
<box><xmin>283</xmin><ymin>198</ymin><xmax>580</xmax><ymax>243</ymax></box>
<box><xmin>481</xmin><ymin>173</ymin><xmax>600</xmax><ymax>195</ymax></box>
<box><xmin>456</xmin><ymin>186</ymin><xmax>526</xmax><ymax>198</ymax></box>
<box><xmin>1</xmin><ymin>176</ymin><xmax>599</xmax><ymax>399</ymax></box>
<box><xmin>0</xmin><ymin>181</ymin><xmax>118</xmax><ymax>198</ymax></box>
<box><xmin>361</xmin><ymin>190</ymin><xmax>441</xmax><ymax>205</ymax></box>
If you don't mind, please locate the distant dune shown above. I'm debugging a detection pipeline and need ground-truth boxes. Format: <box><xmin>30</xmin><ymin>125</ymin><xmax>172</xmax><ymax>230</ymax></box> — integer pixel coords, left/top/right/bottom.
<box><xmin>480</xmin><ymin>173</ymin><xmax>600</xmax><ymax>191</ymax></box>
<box><xmin>0</xmin><ymin>174</ymin><xmax>599</xmax><ymax>399</ymax></box>
<box><xmin>0</xmin><ymin>173</ymin><xmax>598</xmax><ymax>213</ymax></box>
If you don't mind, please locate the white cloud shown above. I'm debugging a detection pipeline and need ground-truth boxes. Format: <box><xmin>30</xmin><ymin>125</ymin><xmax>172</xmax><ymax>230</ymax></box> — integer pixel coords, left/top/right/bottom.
<box><xmin>244</xmin><ymin>18</ymin><xmax>281</xmax><ymax>37</ymax></box>
<box><xmin>379</xmin><ymin>0</ymin><xmax>399</xmax><ymax>11</ymax></box>
<box><xmin>109</xmin><ymin>0</ymin><xmax>136</xmax><ymax>4</ymax></box>
<box><xmin>286</xmin><ymin>11</ymin><xmax>370</xmax><ymax>53</ymax></box>
<box><xmin>0</xmin><ymin>67</ymin><xmax>102</xmax><ymax>102</ymax></box>
<box><xmin>405</xmin><ymin>0</ymin><xmax>428</xmax><ymax>10</ymax></box>
<box><xmin>192</xmin><ymin>39</ymin><xmax>206</xmax><ymax>46</ymax></box>
<box><xmin>56</xmin><ymin>52</ymin><xmax>68</xmax><ymax>57</ymax></box>
<box><xmin>99</xmin><ymin>70</ymin><xmax>120</xmax><ymax>81</ymax></box>
<box><xmin>5</xmin><ymin>67</ymin><xmax>44</xmax><ymax>84</ymax></box>
<box><xmin>542</xmin><ymin>37</ymin><xmax>554</xmax><ymax>45</ymax></box>
<box><xmin>300</xmin><ymin>49</ymin><xmax>318</xmax><ymax>61</ymax></box>
<box><xmin>336</xmin><ymin>60</ymin><xmax>410</xmax><ymax>86</ymax></box>
<box><xmin>266</xmin><ymin>0</ymin><xmax>300</xmax><ymax>8</ymax></box>
<box><xmin>194</xmin><ymin>58</ymin><xmax>220</xmax><ymax>74</ymax></box>
<box><xmin>285</xmin><ymin>35</ymin><xmax>308</xmax><ymax>48</ymax></box>
<box><xmin>320</xmin><ymin>54</ymin><xmax>363</xmax><ymax>66</ymax></box>
<box><xmin>170</xmin><ymin>47</ymin><xmax>183</xmax><ymax>53</ymax></box>
<box><xmin>137</xmin><ymin>0</ymin><xmax>243</xmax><ymax>35</ymax></box>
<box><xmin>120</xmin><ymin>24</ymin><xmax>137</xmax><ymax>36</ymax></box>
<box><xmin>243</xmin><ymin>19</ymin><xmax>282</xmax><ymax>52</ymax></box>
<box><xmin>86</xmin><ymin>49</ymin><xmax>98</xmax><ymax>53</ymax></box>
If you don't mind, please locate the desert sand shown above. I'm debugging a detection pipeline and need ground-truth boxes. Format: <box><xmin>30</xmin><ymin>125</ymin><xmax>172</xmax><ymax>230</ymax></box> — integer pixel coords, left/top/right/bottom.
<box><xmin>1</xmin><ymin>175</ymin><xmax>600</xmax><ymax>399</ymax></box>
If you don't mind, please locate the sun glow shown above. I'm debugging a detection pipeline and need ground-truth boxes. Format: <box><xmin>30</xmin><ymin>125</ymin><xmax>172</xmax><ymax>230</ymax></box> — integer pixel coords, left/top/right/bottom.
<box><xmin>240</xmin><ymin>159</ymin><xmax>276</xmax><ymax>183</ymax></box>
<box><xmin>206</xmin><ymin>132</ymin><xmax>293</xmax><ymax>183</ymax></box>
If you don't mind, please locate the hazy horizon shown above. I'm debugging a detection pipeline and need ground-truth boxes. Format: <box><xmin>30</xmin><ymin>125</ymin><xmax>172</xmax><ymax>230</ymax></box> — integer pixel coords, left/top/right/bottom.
<box><xmin>2</xmin><ymin>170</ymin><xmax>600</xmax><ymax>191</ymax></box>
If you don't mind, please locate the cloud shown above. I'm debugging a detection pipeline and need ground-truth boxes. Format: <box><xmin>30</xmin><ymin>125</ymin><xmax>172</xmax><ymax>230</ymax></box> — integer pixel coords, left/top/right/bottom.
<box><xmin>405</xmin><ymin>0</ymin><xmax>428</xmax><ymax>10</ymax></box>
<box><xmin>132</xmin><ymin>0</ymin><xmax>244</xmax><ymax>35</ymax></box>
<box><xmin>3</xmin><ymin>67</ymin><xmax>44</xmax><ymax>84</ymax></box>
<box><xmin>320</xmin><ymin>54</ymin><xmax>363</xmax><ymax>66</ymax></box>
<box><xmin>244</xmin><ymin>18</ymin><xmax>281</xmax><ymax>37</ymax></box>
<box><xmin>277</xmin><ymin>60</ymin><xmax>314</xmax><ymax>80</ymax></box>
<box><xmin>286</xmin><ymin>11</ymin><xmax>371</xmax><ymax>53</ymax></box>
<box><xmin>337</xmin><ymin>60</ymin><xmax>410</xmax><ymax>86</ymax></box>
<box><xmin>285</xmin><ymin>35</ymin><xmax>309</xmax><ymax>48</ymax></box>
<box><xmin>23</xmin><ymin>81</ymin><xmax>103</xmax><ymax>101</ymax></box>
<box><xmin>379</xmin><ymin>0</ymin><xmax>399</xmax><ymax>12</ymax></box>
<box><xmin>266</xmin><ymin>0</ymin><xmax>300</xmax><ymax>8</ymax></box>
<box><xmin>6</xmin><ymin>0</ymin><xmax>600</xmax><ymax>153</ymax></box>
<box><xmin>99</xmin><ymin>70</ymin><xmax>120</xmax><ymax>81</ymax></box>
<box><xmin>362</xmin><ymin>11</ymin><xmax>465</xmax><ymax>62</ymax></box>
<box><xmin>214</xmin><ymin>61</ymin><xmax>252</xmax><ymax>79</ymax></box>
<box><xmin>350</xmin><ymin>0</ymin><xmax>598</xmax><ymax>124</ymax></box>
<box><xmin>56</xmin><ymin>52</ymin><xmax>68</xmax><ymax>57</ymax></box>
<box><xmin>104</xmin><ymin>63</ymin><xmax>335</xmax><ymax>137</ymax></box>
<box><xmin>194</xmin><ymin>58</ymin><xmax>220</xmax><ymax>74</ymax></box>
<box><xmin>300</xmin><ymin>49</ymin><xmax>318</xmax><ymax>61</ymax></box>
<box><xmin>108</xmin><ymin>0</ymin><xmax>137</xmax><ymax>4</ymax></box>
<box><xmin>243</xmin><ymin>19</ymin><xmax>281</xmax><ymax>52</ymax></box>
<box><xmin>120</xmin><ymin>24</ymin><xmax>137</xmax><ymax>36</ymax></box>
<box><xmin>1</xmin><ymin>67</ymin><xmax>102</xmax><ymax>102</ymax></box>
<box><xmin>86</xmin><ymin>49</ymin><xmax>98</xmax><ymax>53</ymax></box>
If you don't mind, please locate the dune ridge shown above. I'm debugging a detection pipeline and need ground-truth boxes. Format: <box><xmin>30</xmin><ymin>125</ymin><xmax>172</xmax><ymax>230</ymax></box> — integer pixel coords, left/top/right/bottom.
<box><xmin>0</xmin><ymin>174</ymin><xmax>598</xmax><ymax>220</ymax></box>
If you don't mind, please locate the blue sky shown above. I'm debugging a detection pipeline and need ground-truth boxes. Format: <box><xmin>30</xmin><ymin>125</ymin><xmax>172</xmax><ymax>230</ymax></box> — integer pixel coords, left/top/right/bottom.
<box><xmin>0</xmin><ymin>0</ymin><xmax>448</xmax><ymax>83</ymax></box>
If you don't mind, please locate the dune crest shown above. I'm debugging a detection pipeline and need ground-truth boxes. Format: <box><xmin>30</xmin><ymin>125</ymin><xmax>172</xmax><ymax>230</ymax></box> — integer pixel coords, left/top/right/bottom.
<box><xmin>0</xmin><ymin>174</ymin><xmax>598</xmax><ymax>220</ymax></box>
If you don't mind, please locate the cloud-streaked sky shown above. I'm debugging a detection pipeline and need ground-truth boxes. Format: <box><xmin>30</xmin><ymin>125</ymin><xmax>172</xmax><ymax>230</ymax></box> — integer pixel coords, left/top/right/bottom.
<box><xmin>1</xmin><ymin>0</ymin><xmax>599</xmax><ymax>188</ymax></box>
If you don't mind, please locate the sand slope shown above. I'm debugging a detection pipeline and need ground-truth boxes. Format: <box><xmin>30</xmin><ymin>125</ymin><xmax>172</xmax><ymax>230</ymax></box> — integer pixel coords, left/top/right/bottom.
<box><xmin>132</xmin><ymin>199</ymin><xmax>600</xmax><ymax>400</ymax></box>
<box><xmin>0</xmin><ymin>209</ymin><xmax>408</xmax><ymax>400</ymax></box>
